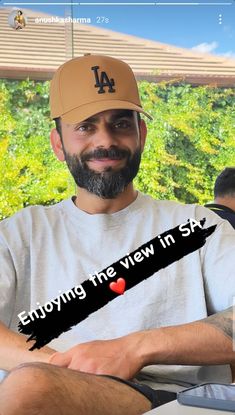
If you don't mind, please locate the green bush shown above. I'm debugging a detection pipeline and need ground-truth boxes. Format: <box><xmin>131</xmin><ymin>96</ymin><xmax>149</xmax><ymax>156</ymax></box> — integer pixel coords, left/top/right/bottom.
<box><xmin>0</xmin><ymin>80</ymin><xmax>74</xmax><ymax>220</ymax></box>
<box><xmin>0</xmin><ymin>79</ymin><xmax>235</xmax><ymax>219</ymax></box>
<box><xmin>136</xmin><ymin>81</ymin><xmax>235</xmax><ymax>203</ymax></box>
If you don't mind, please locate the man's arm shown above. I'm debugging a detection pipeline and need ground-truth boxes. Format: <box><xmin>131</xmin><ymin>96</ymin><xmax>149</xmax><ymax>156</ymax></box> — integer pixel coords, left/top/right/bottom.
<box><xmin>0</xmin><ymin>321</ymin><xmax>55</xmax><ymax>371</ymax></box>
<box><xmin>202</xmin><ymin>306</ymin><xmax>233</xmax><ymax>341</ymax></box>
<box><xmin>49</xmin><ymin>306</ymin><xmax>235</xmax><ymax>379</ymax></box>
<box><xmin>138</xmin><ymin>306</ymin><xmax>235</xmax><ymax>367</ymax></box>
<box><xmin>0</xmin><ymin>225</ymin><xmax>56</xmax><ymax>371</ymax></box>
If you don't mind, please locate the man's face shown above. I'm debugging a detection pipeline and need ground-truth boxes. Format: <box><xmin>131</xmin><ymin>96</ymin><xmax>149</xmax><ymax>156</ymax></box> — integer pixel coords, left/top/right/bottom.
<box><xmin>52</xmin><ymin>109</ymin><xmax>146</xmax><ymax>199</ymax></box>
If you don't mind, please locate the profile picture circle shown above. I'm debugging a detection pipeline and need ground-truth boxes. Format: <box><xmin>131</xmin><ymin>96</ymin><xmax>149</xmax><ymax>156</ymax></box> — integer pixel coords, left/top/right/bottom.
<box><xmin>8</xmin><ymin>9</ymin><xmax>27</xmax><ymax>30</ymax></box>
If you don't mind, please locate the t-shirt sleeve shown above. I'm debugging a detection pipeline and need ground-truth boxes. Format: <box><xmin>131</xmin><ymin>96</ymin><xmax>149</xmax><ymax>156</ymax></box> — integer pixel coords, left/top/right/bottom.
<box><xmin>197</xmin><ymin>206</ymin><xmax>235</xmax><ymax>314</ymax></box>
<box><xmin>0</xmin><ymin>235</ymin><xmax>17</xmax><ymax>327</ymax></box>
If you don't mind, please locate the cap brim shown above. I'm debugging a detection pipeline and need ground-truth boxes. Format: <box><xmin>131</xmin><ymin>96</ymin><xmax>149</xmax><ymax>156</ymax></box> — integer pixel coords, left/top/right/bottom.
<box><xmin>60</xmin><ymin>100</ymin><xmax>152</xmax><ymax>124</ymax></box>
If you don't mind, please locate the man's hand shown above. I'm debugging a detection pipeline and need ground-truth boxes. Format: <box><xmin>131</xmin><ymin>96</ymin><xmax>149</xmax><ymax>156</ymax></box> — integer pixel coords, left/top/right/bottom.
<box><xmin>49</xmin><ymin>307</ymin><xmax>235</xmax><ymax>379</ymax></box>
<box><xmin>48</xmin><ymin>332</ymin><xmax>145</xmax><ymax>380</ymax></box>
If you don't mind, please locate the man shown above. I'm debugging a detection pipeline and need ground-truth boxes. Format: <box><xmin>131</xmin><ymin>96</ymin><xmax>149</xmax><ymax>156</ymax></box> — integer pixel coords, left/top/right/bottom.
<box><xmin>205</xmin><ymin>167</ymin><xmax>235</xmax><ymax>229</ymax></box>
<box><xmin>0</xmin><ymin>54</ymin><xmax>234</xmax><ymax>415</ymax></box>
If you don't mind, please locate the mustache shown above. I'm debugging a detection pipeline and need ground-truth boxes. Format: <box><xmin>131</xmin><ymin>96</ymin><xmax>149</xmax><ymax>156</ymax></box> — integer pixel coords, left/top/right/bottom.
<box><xmin>81</xmin><ymin>147</ymin><xmax>130</xmax><ymax>163</ymax></box>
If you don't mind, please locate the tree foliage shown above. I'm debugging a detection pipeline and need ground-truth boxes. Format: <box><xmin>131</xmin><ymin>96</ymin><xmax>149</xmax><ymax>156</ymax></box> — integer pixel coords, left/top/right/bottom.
<box><xmin>0</xmin><ymin>79</ymin><xmax>234</xmax><ymax>219</ymax></box>
<box><xmin>137</xmin><ymin>81</ymin><xmax>235</xmax><ymax>203</ymax></box>
<box><xmin>0</xmin><ymin>80</ymin><xmax>74</xmax><ymax>220</ymax></box>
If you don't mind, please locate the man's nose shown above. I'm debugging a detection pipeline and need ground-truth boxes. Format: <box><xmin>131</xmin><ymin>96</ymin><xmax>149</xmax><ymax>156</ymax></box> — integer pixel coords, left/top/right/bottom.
<box><xmin>94</xmin><ymin>125</ymin><xmax>117</xmax><ymax>148</ymax></box>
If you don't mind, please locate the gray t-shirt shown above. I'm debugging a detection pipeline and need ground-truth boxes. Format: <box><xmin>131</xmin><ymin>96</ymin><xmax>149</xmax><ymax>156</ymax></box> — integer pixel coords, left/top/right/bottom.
<box><xmin>0</xmin><ymin>192</ymin><xmax>235</xmax><ymax>391</ymax></box>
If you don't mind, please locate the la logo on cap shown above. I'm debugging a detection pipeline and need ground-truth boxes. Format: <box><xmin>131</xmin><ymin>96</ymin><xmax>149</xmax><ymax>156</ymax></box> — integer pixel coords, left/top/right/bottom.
<box><xmin>91</xmin><ymin>65</ymin><xmax>115</xmax><ymax>94</ymax></box>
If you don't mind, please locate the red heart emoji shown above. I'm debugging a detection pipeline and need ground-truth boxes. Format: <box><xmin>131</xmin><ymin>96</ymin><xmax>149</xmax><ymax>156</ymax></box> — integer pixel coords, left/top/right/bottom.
<box><xmin>109</xmin><ymin>278</ymin><xmax>126</xmax><ymax>295</ymax></box>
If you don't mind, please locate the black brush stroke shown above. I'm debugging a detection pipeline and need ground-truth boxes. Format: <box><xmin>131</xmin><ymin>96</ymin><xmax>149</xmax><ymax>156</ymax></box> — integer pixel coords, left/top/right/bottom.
<box><xmin>18</xmin><ymin>218</ymin><xmax>216</xmax><ymax>350</ymax></box>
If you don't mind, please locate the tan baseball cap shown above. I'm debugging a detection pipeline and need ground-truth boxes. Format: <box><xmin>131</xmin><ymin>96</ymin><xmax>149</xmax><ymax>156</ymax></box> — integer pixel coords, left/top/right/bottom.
<box><xmin>50</xmin><ymin>54</ymin><xmax>152</xmax><ymax>124</ymax></box>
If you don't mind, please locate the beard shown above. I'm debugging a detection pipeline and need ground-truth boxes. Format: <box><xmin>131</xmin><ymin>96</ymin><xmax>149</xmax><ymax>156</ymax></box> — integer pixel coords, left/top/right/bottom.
<box><xmin>63</xmin><ymin>145</ymin><xmax>141</xmax><ymax>199</ymax></box>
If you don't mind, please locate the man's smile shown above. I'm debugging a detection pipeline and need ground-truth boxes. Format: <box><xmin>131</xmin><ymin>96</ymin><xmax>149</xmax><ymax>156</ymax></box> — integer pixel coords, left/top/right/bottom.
<box><xmin>87</xmin><ymin>157</ymin><xmax>125</xmax><ymax>169</ymax></box>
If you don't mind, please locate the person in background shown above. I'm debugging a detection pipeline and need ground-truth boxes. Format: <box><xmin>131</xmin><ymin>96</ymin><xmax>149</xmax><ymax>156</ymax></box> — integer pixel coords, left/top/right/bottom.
<box><xmin>205</xmin><ymin>167</ymin><xmax>235</xmax><ymax>229</ymax></box>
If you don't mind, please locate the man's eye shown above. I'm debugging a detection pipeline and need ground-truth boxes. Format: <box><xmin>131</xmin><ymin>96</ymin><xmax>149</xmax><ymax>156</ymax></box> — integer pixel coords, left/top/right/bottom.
<box><xmin>114</xmin><ymin>120</ymin><xmax>132</xmax><ymax>129</ymax></box>
<box><xmin>74</xmin><ymin>124</ymin><xmax>93</xmax><ymax>132</ymax></box>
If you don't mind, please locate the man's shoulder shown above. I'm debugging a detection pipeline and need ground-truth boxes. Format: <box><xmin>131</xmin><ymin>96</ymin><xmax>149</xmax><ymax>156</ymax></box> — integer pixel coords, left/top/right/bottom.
<box><xmin>141</xmin><ymin>192</ymin><xmax>190</xmax><ymax>209</ymax></box>
<box><xmin>140</xmin><ymin>193</ymin><xmax>184</xmax><ymax>209</ymax></box>
<box><xmin>140</xmin><ymin>192</ymin><xmax>225</xmax><ymax>228</ymax></box>
<box><xmin>0</xmin><ymin>199</ymin><xmax>69</xmax><ymax>234</ymax></box>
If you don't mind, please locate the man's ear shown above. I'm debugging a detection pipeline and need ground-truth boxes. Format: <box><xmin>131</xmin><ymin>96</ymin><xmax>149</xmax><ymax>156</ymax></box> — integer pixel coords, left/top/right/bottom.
<box><xmin>50</xmin><ymin>128</ymin><xmax>65</xmax><ymax>162</ymax></box>
<box><xmin>139</xmin><ymin>119</ymin><xmax>147</xmax><ymax>153</ymax></box>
